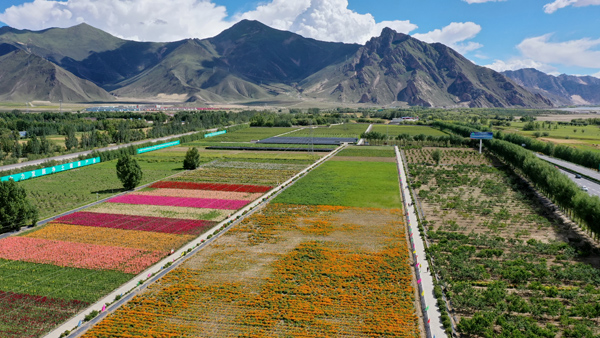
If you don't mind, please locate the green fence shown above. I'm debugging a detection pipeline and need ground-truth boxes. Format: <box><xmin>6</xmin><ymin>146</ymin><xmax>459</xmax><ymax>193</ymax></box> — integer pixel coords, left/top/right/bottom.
<box><xmin>204</xmin><ymin>130</ymin><xmax>227</xmax><ymax>138</ymax></box>
<box><xmin>136</xmin><ymin>141</ymin><xmax>181</xmax><ymax>154</ymax></box>
<box><xmin>1</xmin><ymin>157</ymin><xmax>101</xmax><ymax>183</ymax></box>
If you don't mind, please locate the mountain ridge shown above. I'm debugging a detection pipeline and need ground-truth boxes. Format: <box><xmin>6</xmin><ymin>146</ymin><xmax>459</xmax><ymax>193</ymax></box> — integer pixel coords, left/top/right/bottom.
<box><xmin>503</xmin><ymin>68</ymin><xmax>600</xmax><ymax>106</ymax></box>
<box><xmin>0</xmin><ymin>20</ymin><xmax>553</xmax><ymax>107</ymax></box>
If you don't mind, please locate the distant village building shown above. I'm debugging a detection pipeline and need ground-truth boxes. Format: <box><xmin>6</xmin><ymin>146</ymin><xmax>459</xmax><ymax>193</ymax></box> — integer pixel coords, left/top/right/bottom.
<box><xmin>391</xmin><ymin>117</ymin><xmax>419</xmax><ymax>124</ymax></box>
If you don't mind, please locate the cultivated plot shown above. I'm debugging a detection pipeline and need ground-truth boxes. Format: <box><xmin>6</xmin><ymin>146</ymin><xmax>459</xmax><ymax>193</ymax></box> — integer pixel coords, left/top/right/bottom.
<box><xmin>406</xmin><ymin>147</ymin><xmax>600</xmax><ymax>337</ymax></box>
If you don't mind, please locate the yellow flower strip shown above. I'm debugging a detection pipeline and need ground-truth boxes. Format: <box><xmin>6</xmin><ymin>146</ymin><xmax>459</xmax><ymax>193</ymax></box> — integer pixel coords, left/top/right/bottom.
<box><xmin>24</xmin><ymin>223</ymin><xmax>195</xmax><ymax>253</ymax></box>
<box><xmin>132</xmin><ymin>188</ymin><xmax>263</xmax><ymax>201</ymax></box>
<box><xmin>86</xmin><ymin>203</ymin><xmax>230</xmax><ymax>221</ymax></box>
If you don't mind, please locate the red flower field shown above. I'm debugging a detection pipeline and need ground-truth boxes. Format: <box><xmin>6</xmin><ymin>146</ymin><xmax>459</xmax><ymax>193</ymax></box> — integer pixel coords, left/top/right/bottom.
<box><xmin>56</xmin><ymin>212</ymin><xmax>216</xmax><ymax>235</ymax></box>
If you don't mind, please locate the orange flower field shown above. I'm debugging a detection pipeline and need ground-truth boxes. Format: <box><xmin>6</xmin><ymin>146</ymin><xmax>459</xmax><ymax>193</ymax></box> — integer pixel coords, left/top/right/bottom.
<box><xmin>83</xmin><ymin>204</ymin><xmax>420</xmax><ymax>338</ymax></box>
<box><xmin>23</xmin><ymin>223</ymin><xmax>196</xmax><ymax>253</ymax></box>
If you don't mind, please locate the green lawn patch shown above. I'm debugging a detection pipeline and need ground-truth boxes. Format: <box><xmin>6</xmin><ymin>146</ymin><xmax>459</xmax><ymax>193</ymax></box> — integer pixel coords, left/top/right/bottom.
<box><xmin>0</xmin><ymin>259</ymin><xmax>132</xmax><ymax>302</ymax></box>
<box><xmin>371</xmin><ymin>125</ymin><xmax>448</xmax><ymax>137</ymax></box>
<box><xmin>274</xmin><ymin>161</ymin><xmax>400</xmax><ymax>209</ymax></box>
<box><xmin>337</xmin><ymin>146</ymin><xmax>395</xmax><ymax>157</ymax></box>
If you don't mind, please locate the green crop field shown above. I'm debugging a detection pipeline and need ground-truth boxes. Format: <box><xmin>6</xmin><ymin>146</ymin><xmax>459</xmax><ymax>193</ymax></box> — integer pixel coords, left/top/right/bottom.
<box><xmin>288</xmin><ymin>124</ymin><xmax>369</xmax><ymax>138</ymax></box>
<box><xmin>371</xmin><ymin>125</ymin><xmax>448</xmax><ymax>137</ymax></box>
<box><xmin>337</xmin><ymin>146</ymin><xmax>396</xmax><ymax>157</ymax></box>
<box><xmin>274</xmin><ymin>160</ymin><xmax>400</xmax><ymax>209</ymax></box>
<box><xmin>196</xmin><ymin>127</ymin><xmax>299</xmax><ymax>143</ymax></box>
<box><xmin>0</xmin><ymin>259</ymin><xmax>132</xmax><ymax>302</ymax></box>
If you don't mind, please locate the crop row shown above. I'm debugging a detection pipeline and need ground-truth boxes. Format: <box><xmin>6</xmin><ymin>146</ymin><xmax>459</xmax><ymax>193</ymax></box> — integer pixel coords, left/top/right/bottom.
<box><xmin>150</xmin><ymin>181</ymin><xmax>272</xmax><ymax>193</ymax></box>
<box><xmin>132</xmin><ymin>188</ymin><xmax>262</xmax><ymax>201</ymax></box>
<box><xmin>0</xmin><ymin>237</ymin><xmax>163</xmax><ymax>274</ymax></box>
<box><xmin>107</xmin><ymin>195</ymin><xmax>249</xmax><ymax>210</ymax></box>
<box><xmin>56</xmin><ymin>212</ymin><xmax>216</xmax><ymax>235</ymax></box>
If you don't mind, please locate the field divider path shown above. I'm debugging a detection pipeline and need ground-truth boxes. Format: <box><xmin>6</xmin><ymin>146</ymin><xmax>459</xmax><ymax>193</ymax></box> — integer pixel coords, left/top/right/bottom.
<box><xmin>395</xmin><ymin>146</ymin><xmax>447</xmax><ymax>338</ymax></box>
<box><xmin>45</xmin><ymin>143</ymin><xmax>349</xmax><ymax>338</ymax></box>
<box><xmin>357</xmin><ymin>123</ymin><xmax>372</xmax><ymax>145</ymax></box>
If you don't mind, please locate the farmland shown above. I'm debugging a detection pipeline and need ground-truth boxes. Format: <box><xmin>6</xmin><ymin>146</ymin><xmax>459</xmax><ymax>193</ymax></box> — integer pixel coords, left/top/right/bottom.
<box><xmin>81</xmin><ymin>148</ymin><xmax>420</xmax><ymax>338</ymax></box>
<box><xmin>288</xmin><ymin>123</ymin><xmax>369</xmax><ymax>138</ymax></box>
<box><xmin>274</xmin><ymin>161</ymin><xmax>401</xmax><ymax>208</ymax></box>
<box><xmin>192</xmin><ymin>127</ymin><xmax>299</xmax><ymax>143</ymax></box>
<box><xmin>0</xmin><ymin>128</ymin><xmax>318</xmax><ymax>337</ymax></box>
<box><xmin>405</xmin><ymin>147</ymin><xmax>600</xmax><ymax>337</ymax></box>
<box><xmin>371</xmin><ymin>125</ymin><xmax>449</xmax><ymax>137</ymax></box>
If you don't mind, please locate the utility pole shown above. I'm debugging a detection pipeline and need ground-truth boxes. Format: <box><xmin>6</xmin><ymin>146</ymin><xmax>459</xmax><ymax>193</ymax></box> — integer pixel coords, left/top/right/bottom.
<box><xmin>59</xmin><ymin>100</ymin><xmax>62</xmax><ymax>113</ymax></box>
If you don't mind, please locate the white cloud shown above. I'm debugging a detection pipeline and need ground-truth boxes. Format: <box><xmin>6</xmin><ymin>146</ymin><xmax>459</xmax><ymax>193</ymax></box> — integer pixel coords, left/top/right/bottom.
<box><xmin>412</xmin><ymin>22</ymin><xmax>483</xmax><ymax>54</ymax></box>
<box><xmin>240</xmin><ymin>0</ymin><xmax>417</xmax><ymax>44</ymax></box>
<box><xmin>0</xmin><ymin>0</ymin><xmax>417</xmax><ymax>44</ymax></box>
<box><xmin>485</xmin><ymin>58</ymin><xmax>558</xmax><ymax>74</ymax></box>
<box><xmin>592</xmin><ymin>71</ymin><xmax>600</xmax><ymax>79</ymax></box>
<box><xmin>543</xmin><ymin>0</ymin><xmax>600</xmax><ymax>14</ymax></box>
<box><xmin>463</xmin><ymin>0</ymin><xmax>505</xmax><ymax>3</ymax></box>
<box><xmin>517</xmin><ymin>34</ymin><xmax>600</xmax><ymax>68</ymax></box>
<box><xmin>0</xmin><ymin>0</ymin><xmax>232</xmax><ymax>42</ymax></box>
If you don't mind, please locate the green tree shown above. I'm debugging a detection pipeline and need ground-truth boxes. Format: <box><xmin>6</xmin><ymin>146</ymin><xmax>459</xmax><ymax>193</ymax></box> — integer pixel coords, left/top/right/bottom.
<box><xmin>0</xmin><ymin>180</ymin><xmax>38</xmax><ymax>232</ymax></box>
<box><xmin>183</xmin><ymin>147</ymin><xmax>201</xmax><ymax>170</ymax></box>
<box><xmin>116</xmin><ymin>155</ymin><xmax>143</xmax><ymax>190</ymax></box>
<box><xmin>65</xmin><ymin>127</ymin><xmax>78</xmax><ymax>151</ymax></box>
<box><xmin>431</xmin><ymin>149</ymin><xmax>442</xmax><ymax>165</ymax></box>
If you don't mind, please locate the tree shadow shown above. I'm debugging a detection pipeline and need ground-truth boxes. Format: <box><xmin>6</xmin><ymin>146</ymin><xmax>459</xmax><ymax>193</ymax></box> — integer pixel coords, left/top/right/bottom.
<box><xmin>91</xmin><ymin>188</ymin><xmax>126</xmax><ymax>194</ymax></box>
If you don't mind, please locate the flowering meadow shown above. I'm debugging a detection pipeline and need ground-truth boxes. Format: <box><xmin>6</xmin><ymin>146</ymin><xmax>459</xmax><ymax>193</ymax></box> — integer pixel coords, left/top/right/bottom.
<box><xmin>150</xmin><ymin>181</ymin><xmax>272</xmax><ymax>193</ymax></box>
<box><xmin>83</xmin><ymin>204</ymin><xmax>419</xmax><ymax>338</ymax></box>
<box><xmin>132</xmin><ymin>188</ymin><xmax>262</xmax><ymax>201</ymax></box>
<box><xmin>0</xmin><ymin>237</ymin><xmax>164</xmax><ymax>274</ymax></box>
<box><xmin>107</xmin><ymin>194</ymin><xmax>250</xmax><ymax>210</ymax></box>
<box><xmin>0</xmin><ymin>291</ymin><xmax>89</xmax><ymax>338</ymax></box>
<box><xmin>24</xmin><ymin>223</ymin><xmax>195</xmax><ymax>252</ymax></box>
<box><xmin>0</xmin><ymin>155</ymin><xmax>307</xmax><ymax>337</ymax></box>
<box><xmin>56</xmin><ymin>211</ymin><xmax>216</xmax><ymax>235</ymax></box>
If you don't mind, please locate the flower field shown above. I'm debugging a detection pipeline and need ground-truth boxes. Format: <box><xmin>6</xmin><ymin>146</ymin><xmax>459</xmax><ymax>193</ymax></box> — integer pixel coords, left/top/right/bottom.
<box><xmin>0</xmin><ymin>291</ymin><xmax>89</xmax><ymax>338</ymax></box>
<box><xmin>83</xmin><ymin>156</ymin><xmax>421</xmax><ymax>338</ymax></box>
<box><xmin>150</xmin><ymin>181</ymin><xmax>272</xmax><ymax>193</ymax></box>
<box><xmin>0</xmin><ymin>155</ymin><xmax>304</xmax><ymax>337</ymax></box>
<box><xmin>83</xmin><ymin>205</ymin><xmax>419</xmax><ymax>338</ymax></box>
<box><xmin>56</xmin><ymin>211</ymin><xmax>216</xmax><ymax>235</ymax></box>
<box><xmin>87</xmin><ymin>204</ymin><xmax>228</xmax><ymax>221</ymax></box>
<box><xmin>0</xmin><ymin>237</ymin><xmax>163</xmax><ymax>274</ymax></box>
<box><xmin>132</xmin><ymin>188</ymin><xmax>262</xmax><ymax>201</ymax></box>
<box><xmin>107</xmin><ymin>194</ymin><xmax>250</xmax><ymax>210</ymax></box>
<box><xmin>23</xmin><ymin>223</ymin><xmax>195</xmax><ymax>252</ymax></box>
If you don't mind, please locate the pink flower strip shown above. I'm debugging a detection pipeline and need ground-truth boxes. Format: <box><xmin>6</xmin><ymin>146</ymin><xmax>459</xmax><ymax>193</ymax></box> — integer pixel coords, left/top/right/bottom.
<box><xmin>107</xmin><ymin>195</ymin><xmax>249</xmax><ymax>210</ymax></box>
<box><xmin>132</xmin><ymin>189</ymin><xmax>262</xmax><ymax>201</ymax></box>
<box><xmin>56</xmin><ymin>212</ymin><xmax>216</xmax><ymax>235</ymax></box>
<box><xmin>0</xmin><ymin>237</ymin><xmax>163</xmax><ymax>274</ymax></box>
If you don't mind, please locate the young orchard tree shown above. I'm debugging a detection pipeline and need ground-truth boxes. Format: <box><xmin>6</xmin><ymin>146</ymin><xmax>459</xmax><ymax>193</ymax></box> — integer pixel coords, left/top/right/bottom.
<box><xmin>0</xmin><ymin>180</ymin><xmax>38</xmax><ymax>232</ymax></box>
<box><xmin>183</xmin><ymin>147</ymin><xmax>201</xmax><ymax>170</ymax></box>
<box><xmin>431</xmin><ymin>149</ymin><xmax>442</xmax><ymax>165</ymax></box>
<box><xmin>116</xmin><ymin>155</ymin><xmax>143</xmax><ymax>190</ymax></box>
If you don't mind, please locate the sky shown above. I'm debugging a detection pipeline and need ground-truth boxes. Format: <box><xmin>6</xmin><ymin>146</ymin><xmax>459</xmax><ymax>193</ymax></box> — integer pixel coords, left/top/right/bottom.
<box><xmin>0</xmin><ymin>0</ymin><xmax>599</xmax><ymax>78</ymax></box>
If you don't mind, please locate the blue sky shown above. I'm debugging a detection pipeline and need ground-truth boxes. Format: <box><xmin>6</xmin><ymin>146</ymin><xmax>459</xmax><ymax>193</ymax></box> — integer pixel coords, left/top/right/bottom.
<box><xmin>0</xmin><ymin>0</ymin><xmax>599</xmax><ymax>77</ymax></box>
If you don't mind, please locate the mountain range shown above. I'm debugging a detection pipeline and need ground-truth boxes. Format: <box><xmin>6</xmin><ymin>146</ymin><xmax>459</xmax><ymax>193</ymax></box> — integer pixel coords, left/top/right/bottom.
<box><xmin>0</xmin><ymin>20</ymin><xmax>560</xmax><ymax>108</ymax></box>
<box><xmin>502</xmin><ymin>68</ymin><xmax>600</xmax><ymax>106</ymax></box>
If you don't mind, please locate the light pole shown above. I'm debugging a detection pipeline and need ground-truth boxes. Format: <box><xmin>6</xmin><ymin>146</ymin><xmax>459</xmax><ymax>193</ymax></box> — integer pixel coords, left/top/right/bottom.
<box><xmin>59</xmin><ymin>100</ymin><xmax>62</xmax><ymax>113</ymax></box>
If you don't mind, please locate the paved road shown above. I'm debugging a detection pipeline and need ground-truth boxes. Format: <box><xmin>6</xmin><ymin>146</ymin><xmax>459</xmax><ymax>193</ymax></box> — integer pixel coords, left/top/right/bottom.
<box><xmin>537</xmin><ymin>153</ymin><xmax>600</xmax><ymax>182</ymax></box>
<box><xmin>396</xmin><ymin>146</ymin><xmax>447</xmax><ymax>338</ymax></box>
<box><xmin>0</xmin><ymin>130</ymin><xmax>216</xmax><ymax>173</ymax></box>
<box><xmin>558</xmin><ymin>167</ymin><xmax>600</xmax><ymax>197</ymax></box>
